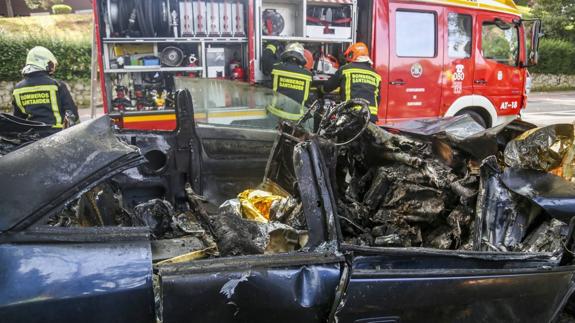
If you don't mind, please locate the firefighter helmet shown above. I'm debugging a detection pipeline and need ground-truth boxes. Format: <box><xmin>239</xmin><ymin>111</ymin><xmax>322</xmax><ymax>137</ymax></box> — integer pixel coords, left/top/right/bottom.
<box><xmin>25</xmin><ymin>46</ymin><xmax>58</xmax><ymax>74</ymax></box>
<box><xmin>281</xmin><ymin>42</ymin><xmax>307</xmax><ymax>66</ymax></box>
<box><xmin>344</xmin><ymin>42</ymin><xmax>370</xmax><ymax>63</ymax></box>
<box><xmin>304</xmin><ymin>49</ymin><xmax>314</xmax><ymax>71</ymax></box>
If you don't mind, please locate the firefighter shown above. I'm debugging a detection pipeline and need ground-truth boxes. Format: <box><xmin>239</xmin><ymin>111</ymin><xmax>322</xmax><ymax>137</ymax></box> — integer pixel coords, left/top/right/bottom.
<box><xmin>267</xmin><ymin>42</ymin><xmax>313</xmax><ymax>121</ymax></box>
<box><xmin>322</xmin><ymin>42</ymin><xmax>382</xmax><ymax>122</ymax></box>
<box><xmin>261</xmin><ymin>41</ymin><xmax>280</xmax><ymax>77</ymax></box>
<box><xmin>12</xmin><ymin>46</ymin><xmax>79</xmax><ymax>131</ymax></box>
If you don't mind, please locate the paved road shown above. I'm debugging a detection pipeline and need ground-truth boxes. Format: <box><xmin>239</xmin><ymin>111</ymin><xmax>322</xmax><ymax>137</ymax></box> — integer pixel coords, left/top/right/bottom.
<box><xmin>522</xmin><ymin>91</ymin><xmax>575</xmax><ymax>126</ymax></box>
<box><xmin>80</xmin><ymin>91</ymin><xmax>575</xmax><ymax>126</ymax></box>
<box><xmin>79</xmin><ymin>106</ymin><xmax>103</xmax><ymax>122</ymax></box>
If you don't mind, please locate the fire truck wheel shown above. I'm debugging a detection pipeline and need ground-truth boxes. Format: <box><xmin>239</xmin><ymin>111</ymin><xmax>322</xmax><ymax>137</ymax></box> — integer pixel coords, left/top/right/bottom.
<box><xmin>457</xmin><ymin>110</ymin><xmax>488</xmax><ymax>128</ymax></box>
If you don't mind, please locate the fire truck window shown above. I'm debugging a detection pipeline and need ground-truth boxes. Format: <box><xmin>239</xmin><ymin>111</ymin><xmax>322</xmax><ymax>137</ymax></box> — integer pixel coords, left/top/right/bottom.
<box><xmin>396</xmin><ymin>11</ymin><xmax>436</xmax><ymax>58</ymax></box>
<box><xmin>481</xmin><ymin>22</ymin><xmax>519</xmax><ymax>67</ymax></box>
<box><xmin>448</xmin><ymin>13</ymin><xmax>472</xmax><ymax>59</ymax></box>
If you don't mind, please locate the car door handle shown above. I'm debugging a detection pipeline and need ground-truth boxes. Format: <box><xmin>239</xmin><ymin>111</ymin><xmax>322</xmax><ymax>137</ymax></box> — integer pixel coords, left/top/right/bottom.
<box><xmin>474</xmin><ymin>79</ymin><xmax>487</xmax><ymax>85</ymax></box>
<box><xmin>390</xmin><ymin>80</ymin><xmax>406</xmax><ymax>86</ymax></box>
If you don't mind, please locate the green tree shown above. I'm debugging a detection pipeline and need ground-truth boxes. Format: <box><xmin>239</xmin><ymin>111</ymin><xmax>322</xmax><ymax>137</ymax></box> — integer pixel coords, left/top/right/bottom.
<box><xmin>531</xmin><ymin>0</ymin><xmax>575</xmax><ymax>41</ymax></box>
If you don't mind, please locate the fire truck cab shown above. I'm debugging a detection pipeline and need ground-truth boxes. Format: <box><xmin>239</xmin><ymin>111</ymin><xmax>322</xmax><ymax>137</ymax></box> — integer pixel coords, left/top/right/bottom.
<box><xmin>360</xmin><ymin>0</ymin><xmax>541</xmax><ymax>127</ymax></box>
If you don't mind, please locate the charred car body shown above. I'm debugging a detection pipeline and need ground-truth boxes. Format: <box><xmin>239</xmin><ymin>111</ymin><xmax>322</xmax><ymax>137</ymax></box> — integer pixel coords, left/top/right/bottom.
<box><xmin>1</xmin><ymin>83</ymin><xmax>575</xmax><ymax>323</ymax></box>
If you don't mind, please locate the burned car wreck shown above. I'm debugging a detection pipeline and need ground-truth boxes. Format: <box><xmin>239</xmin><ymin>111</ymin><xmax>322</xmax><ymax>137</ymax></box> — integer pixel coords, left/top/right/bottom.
<box><xmin>327</xmin><ymin>113</ymin><xmax>575</xmax><ymax>255</ymax></box>
<box><xmin>2</xmin><ymin>88</ymin><xmax>575</xmax><ymax>323</ymax></box>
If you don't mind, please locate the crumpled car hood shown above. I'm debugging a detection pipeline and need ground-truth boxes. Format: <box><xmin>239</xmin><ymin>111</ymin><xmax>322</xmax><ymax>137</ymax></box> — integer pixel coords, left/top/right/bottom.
<box><xmin>0</xmin><ymin>116</ymin><xmax>143</xmax><ymax>232</ymax></box>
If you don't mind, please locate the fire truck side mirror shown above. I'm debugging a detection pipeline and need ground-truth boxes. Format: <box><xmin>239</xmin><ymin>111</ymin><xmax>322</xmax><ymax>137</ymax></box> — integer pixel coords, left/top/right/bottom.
<box><xmin>523</xmin><ymin>19</ymin><xmax>543</xmax><ymax>68</ymax></box>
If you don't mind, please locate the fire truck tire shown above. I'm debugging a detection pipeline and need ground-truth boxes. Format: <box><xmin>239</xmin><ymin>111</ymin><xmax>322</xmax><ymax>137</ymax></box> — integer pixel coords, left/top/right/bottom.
<box><xmin>456</xmin><ymin>109</ymin><xmax>489</xmax><ymax>128</ymax></box>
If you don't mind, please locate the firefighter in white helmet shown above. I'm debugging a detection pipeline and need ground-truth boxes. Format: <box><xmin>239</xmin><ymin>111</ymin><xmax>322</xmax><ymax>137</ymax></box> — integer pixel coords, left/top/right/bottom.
<box><xmin>12</xmin><ymin>46</ymin><xmax>79</xmax><ymax>131</ymax></box>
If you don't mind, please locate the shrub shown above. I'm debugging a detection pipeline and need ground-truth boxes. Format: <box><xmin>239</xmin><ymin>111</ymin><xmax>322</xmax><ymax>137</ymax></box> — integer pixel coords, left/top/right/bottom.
<box><xmin>52</xmin><ymin>4</ymin><xmax>72</xmax><ymax>15</ymax></box>
<box><xmin>531</xmin><ymin>38</ymin><xmax>575</xmax><ymax>75</ymax></box>
<box><xmin>0</xmin><ymin>36</ymin><xmax>91</xmax><ymax>81</ymax></box>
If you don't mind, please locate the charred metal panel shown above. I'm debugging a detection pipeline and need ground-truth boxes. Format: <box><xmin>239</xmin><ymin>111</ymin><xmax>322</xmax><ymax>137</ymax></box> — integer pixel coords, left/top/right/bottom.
<box><xmin>293</xmin><ymin>140</ymin><xmax>340</xmax><ymax>246</ymax></box>
<box><xmin>174</xmin><ymin>89</ymin><xmax>202</xmax><ymax>199</ymax></box>
<box><xmin>197</xmin><ymin>125</ymin><xmax>277</xmax><ymax>206</ymax></box>
<box><xmin>114</xmin><ymin>132</ymin><xmax>176</xmax><ymax>209</ymax></box>
<box><xmin>197</xmin><ymin>126</ymin><xmax>277</xmax><ymax>160</ymax></box>
<box><xmin>114</xmin><ymin>115</ymin><xmax>277</xmax><ymax>209</ymax></box>
<box><xmin>384</xmin><ymin>115</ymin><xmax>486</xmax><ymax>138</ymax></box>
<box><xmin>386</xmin><ymin>116</ymin><xmax>536</xmax><ymax>161</ymax></box>
<box><xmin>0</xmin><ymin>117</ymin><xmax>143</xmax><ymax>232</ymax></box>
<box><xmin>344</xmin><ymin>247</ymin><xmax>564</xmax><ymax>270</ymax></box>
<box><xmin>0</xmin><ymin>113</ymin><xmax>53</xmax><ymax>156</ymax></box>
<box><xmin>474</xmin><ymin>157</ymin><xmax>542</xmax><ymax>251</ymax></box>
<box><xmin>0</xmin><ymin>227</ymin><xmax>154</xmax><ymax>323</ymax></box>
<box><xmin>160</xmin><ymin>254</ymin><xmax>341</xmax><ymax>323</ymax></box>
<box><xmin>294</xmin><ymin>143</ymin><xmax>329</xmax><ymax>247</ymax></box>
<box><xmin>0</xmin><ymin>113</ymin><xmax>51</xmax><ymax>133</ymax></box>
<box><xmin>113</xmin><ymin>90</ymin><xmax>205</xmax><ymax>210</ymax></box>
<box><xmin>502</xmin><ymin>168</ymin><xmax>575</xmax><ymax>223</ymax></box>
<box><xmin>115</xmin><ymin>126</ymin><xmax>276</xmax><ymax>210</ymax></box>
<box><xmin>336</xmin><ymin>256</ymin><xmax>575</xmax><ymax>323</ymax></box>
<box><xmin>264</xmin><ymin>133</ymin><xmax>300</xmax><ymax>196</ymax></box>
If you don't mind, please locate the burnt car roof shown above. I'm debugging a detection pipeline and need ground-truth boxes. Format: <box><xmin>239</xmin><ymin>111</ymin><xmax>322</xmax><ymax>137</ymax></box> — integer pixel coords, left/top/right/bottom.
<box><xmin>0</xmin><ymin>116</ymin><xmax>143</xmax><ymax>232</ymax></box>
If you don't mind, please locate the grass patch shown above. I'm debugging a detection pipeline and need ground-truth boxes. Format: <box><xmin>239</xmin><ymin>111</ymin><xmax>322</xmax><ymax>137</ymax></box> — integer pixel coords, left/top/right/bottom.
<box><xmin>0</xmin><ymin>13</ymin><xmax>92</xmax><ymax>42</ymax></box>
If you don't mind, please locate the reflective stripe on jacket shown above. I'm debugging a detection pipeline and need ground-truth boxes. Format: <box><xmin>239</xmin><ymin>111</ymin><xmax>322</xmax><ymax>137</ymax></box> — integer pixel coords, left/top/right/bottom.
<box><xmin>269</xmin><ymin>62</ymin><xmax>312</xmax><ymax>120</ymax></box>
<box><xmin>323</xmin><ymin>62</ymin><xmax>382</xmax><ymax>116</ymax></box>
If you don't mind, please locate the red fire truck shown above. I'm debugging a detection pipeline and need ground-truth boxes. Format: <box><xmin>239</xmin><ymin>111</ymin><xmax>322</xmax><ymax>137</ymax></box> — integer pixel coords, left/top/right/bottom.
<box><xmin>93</xmin><ymin>0</ymin><xmax>541</xmax><ymax>130</ymax></box>
<box><xmin>369</xmin><ymin>0</ymin><xmax>541</xmax><ymax>127</ymax></box>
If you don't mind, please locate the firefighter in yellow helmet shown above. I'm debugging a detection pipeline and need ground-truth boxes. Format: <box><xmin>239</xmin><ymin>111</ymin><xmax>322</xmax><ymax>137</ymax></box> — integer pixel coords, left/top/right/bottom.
<box><xmin>267</xmin><ymin>42</ymin><xmax>313</xmax><ymax>121</ymax></box>
<box><xmin>322</xmin><ymin>42</ymin><xmax>382</xmax><ymax>122</ymax></box>
<box><xmin>12</xmin><ymin>46</ymin><xmax>79</xmax><ymax>132</ymax></box>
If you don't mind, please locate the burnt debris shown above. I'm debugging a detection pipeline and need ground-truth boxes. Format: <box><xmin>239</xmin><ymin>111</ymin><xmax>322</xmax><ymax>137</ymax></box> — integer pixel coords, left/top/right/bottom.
<box><xmin>312</xmin><ymin>111</ymin><xmax>575</xmax><ymax>255</ymax></box>
<box><xmin>48</xmin><ymin>181</ymin><xmax>308</xmax><ymax>261</ymax></box>
<box><xmin>331</xmin><ymin>122</ymin><xmax>479</xmax><ymax>249</ymax></box>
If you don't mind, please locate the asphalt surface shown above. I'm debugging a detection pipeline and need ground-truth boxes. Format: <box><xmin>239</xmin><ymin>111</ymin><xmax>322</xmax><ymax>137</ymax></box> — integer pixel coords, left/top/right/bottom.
<box><xmin>80</xmin><ymin>91</ymin><xmax>575</xmax><ymax>126</ymax></box>
<box><xmin>79</xmin><ymin>106</ymin><xmax>103</xmax><ymax>121</ymax></box>
<box><xmin>522</xmin><ymin>91</ymin><xmax>575</xmax><ymax>126</ymax></box>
